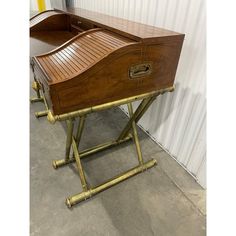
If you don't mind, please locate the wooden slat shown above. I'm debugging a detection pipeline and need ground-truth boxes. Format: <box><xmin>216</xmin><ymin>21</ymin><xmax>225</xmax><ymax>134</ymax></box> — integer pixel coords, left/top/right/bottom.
<box><xmin>55</xmin><ymin>52</ymin><xmax>82</xmax><ymax>73</ymax></box>
<box><xmin>74</xmin><ymin>41</ymin><xmax>100</xmax><ymax>59</ymax></box>
<box><xmin>61</xmin><ymin>50</ymin><xmax>82</xmax><ymax>72</ymax></box>
<box><xmin>68</xmin><ymin>45</ymin><xmax>95</xmax><ymax>64</ymax></box>
<box><xmin>57</xmin><ymin>51</ymin><xmax>81</xmax><ymax>72</ymax></box>
<box><xmin>63</xmin><ymin>48</ymin><xmax>89</xmax><ymax>67</ymax></box>
<box><xmin>40</xmin><ymin>57</ymin><xmax>62</xmax><ymax>80</ymax></box>
<box><xmin>79</xmin><ymin>38</ymin><xmax>105</xmax><ymax>56</ymax></box>
<box><xmin>47</xmin><ymin>55</ymin><xmax>70</xmax><ymax>78</ymax></box>
<box><xmin>51</xmin><ymin>54</ymin><xmax>72</xmax><ymax>76</ymax></box>
<box><xmin>93</xmin><ymin>33</ymin><xmax>123</xmax><ymax>48</ymax></box>
<box><xmin>87</xmin><ymin>36</ymin><xmax>114</xmax><ymax>52</ymax></box>
<box><xmin>70</xmin><ymin>42</ymin><xmax>96</xmax><ymax>62</ymax></box>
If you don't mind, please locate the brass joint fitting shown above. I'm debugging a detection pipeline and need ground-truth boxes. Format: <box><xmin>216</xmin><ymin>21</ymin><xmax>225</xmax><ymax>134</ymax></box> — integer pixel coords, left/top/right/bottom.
<box><xmin>47</xmin><ymin>111</ymin><xmax>56</xmax><ymax>124</ymax></box>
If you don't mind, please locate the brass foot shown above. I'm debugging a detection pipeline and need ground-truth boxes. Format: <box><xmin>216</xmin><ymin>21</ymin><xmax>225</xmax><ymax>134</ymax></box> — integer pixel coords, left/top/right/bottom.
<box><xmin>35</xmin><ymin>110</ymin><xmax>48</xmax><ymax>118</ymax></box>
<box><xmin>66</xmin><ymin>198</ymin><xmax>72</xmax><ymax>208</ymax></box>
<box><xmin>52</xmin><ymin>160</ymin><xmax>58</xmax><ymax>169</ymax></box>
<box><xmin>30</xmin><ymin>97</ymin><xmax>44</xmax><ymax>103</ymax></box>
<box><xmin>52</xmin><ymin>159</ymin><xmax>73</xmax><ymax>169</ymax></box>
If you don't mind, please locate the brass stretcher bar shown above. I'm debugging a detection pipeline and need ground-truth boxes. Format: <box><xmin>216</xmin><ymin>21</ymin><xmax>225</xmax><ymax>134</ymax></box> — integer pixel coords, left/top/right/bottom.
<box><xmin>31</xmin><ymin>86</ymin><xmax>174</xmax><ymax>208</ymax></box>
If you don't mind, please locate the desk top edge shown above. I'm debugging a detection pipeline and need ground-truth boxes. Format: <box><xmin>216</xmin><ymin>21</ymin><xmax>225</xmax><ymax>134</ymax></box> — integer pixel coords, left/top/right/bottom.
<box><xmin>54</xmin><ymin>7</ymin><xmax>184</xmax><ymax>41</ymax></box>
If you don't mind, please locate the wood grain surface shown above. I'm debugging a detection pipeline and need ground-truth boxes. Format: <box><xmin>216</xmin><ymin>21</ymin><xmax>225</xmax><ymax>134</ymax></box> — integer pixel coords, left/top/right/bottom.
<box><xmin>55</xmin><ymin>7</ymin><xmax>183</xmax><ymax>43</ymax></box>
<box><xmin>30</xmin><ymin>9</ymin><xmax>184</xmax><ymax>115</ymax></box>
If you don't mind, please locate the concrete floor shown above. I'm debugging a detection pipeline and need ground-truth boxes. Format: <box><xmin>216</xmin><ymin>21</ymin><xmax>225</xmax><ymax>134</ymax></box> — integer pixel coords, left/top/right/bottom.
<box><xmin>30</xmin><ymin>72</ymin><xmax>206</xmax><ymax>236</ymax></box>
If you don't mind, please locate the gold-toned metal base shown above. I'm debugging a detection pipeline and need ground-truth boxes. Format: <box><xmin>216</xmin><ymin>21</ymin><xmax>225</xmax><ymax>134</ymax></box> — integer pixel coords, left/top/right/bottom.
<box><xmin>30</xmin><ymin>85</ymin><xmax>175</xmax><ymax>208</ymax></box>
<box><xmin>55</xmin><ymin>95</ymin><xmax>159</xmax><ymax>208</ymax></box>
<box><xmin>66</xmin><ymin>159</ymin><xmax>157</xmax><ymax>208</ymax></box>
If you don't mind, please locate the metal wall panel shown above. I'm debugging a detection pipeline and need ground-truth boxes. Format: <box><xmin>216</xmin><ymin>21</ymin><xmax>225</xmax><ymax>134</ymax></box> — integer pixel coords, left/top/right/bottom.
<box><xmin>74</xmin><ymin>0</ymin><xmax>206</xmax><ymax>188</ymax></box>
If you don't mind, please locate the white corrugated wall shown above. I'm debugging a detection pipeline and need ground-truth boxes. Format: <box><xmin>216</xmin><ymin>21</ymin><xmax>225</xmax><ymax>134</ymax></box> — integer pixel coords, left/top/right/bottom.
<box><xmin>74</xmin><ymin>0</ymin><xmax>206</xmax><ymax>188</ymax></box>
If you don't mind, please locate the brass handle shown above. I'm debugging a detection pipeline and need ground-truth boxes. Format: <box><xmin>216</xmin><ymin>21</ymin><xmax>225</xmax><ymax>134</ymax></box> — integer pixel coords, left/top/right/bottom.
<box><xmin>129</xmin><ymin>63</ymin><xmax>152</xmax><ymax>79</ymax></box>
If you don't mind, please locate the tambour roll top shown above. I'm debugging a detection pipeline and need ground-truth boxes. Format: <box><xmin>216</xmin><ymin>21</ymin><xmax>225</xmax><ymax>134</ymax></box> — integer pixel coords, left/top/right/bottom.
<box><xmin>33</xmin><ymin>29</ymin><xmax>135</xmax><ymax>83</ymax></box>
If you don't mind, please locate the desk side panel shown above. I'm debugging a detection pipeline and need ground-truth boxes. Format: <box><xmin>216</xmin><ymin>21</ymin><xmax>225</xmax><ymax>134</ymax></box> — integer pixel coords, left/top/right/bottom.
<box><xmin>50</xmin><ymin>35</ymin><xmax>184</xmax><ymax>115</ymax></box>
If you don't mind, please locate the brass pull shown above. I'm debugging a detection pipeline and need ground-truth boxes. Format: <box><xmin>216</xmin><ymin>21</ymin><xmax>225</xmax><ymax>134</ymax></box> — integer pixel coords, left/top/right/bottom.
<box><xmin>129</xmin><ymin>63</ymin><xmax>152</xmax><ymax>79</ymax></box>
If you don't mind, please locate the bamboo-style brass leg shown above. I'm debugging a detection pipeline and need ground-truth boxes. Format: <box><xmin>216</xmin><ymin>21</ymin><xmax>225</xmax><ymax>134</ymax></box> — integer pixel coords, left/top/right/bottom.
<box><xmin>46</xmin><ymin>91</ymin><xmax>171</xmax><ymax>208</ymax></box>
<box><xmin>50</xmin><ymin>95</ymin><xmax>160</xmax><ymax>208</ymax></box>
<box><xmin>117</xmin><ymin>96</ymin><xmax>156</xmax><ymax>142</ymax></box>
<box><xmin>127</xmin><ymin>103</ymin><xmax>144</xmax><ymax>165</ymax></box>
<box><xmin>64</xmin><ymin>99</ymin><xmax>157</xmax><ymax>208</ymax></box>
<box><xmin>72</xmin><ymin>138</ymin><xmax>88</xmax><ymax>191</ymax></box>
<box><xmin>134</xmin><ymin>96</ymin><xmax>157</xmax><ymax>124</ymax></box>
<box><xmin>65</xmin><ymin>158</ymin><xmax>157</xmax><ymax>208</ymax></box>
<box><xmin>52</xmin><ymin>118</ymin><xmax>75</xmax><ymax>169</ymax></box>
<box><xmin>75</xmin><ymin>115</ymin><xmax>86</xmax><ymax>147</ymax></box>
<box><xmin>53</xmin><ymin>118</ymin><xmax>75</xmax><ymax>168</ymax></box>
<box><xmin>52</xmin><ymin>119</ymin><xmax>75</xmax><ymax>171</ymax></box>
<box><xmin>65</xmin><ymin>119</ymin><xmax>74</xmax><ymax>161</ymax></box>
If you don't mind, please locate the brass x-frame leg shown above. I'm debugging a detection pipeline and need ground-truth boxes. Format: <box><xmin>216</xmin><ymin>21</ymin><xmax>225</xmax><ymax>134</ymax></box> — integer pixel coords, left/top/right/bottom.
<box><xmin>52</xmin><ymin>97</ymin><xmax>158</xmax><ymax>208</ymax></box>
<box><xmin>30</xmin><ymin>83</ymin><xmax>174</xmax><ymax>208</ymax></box>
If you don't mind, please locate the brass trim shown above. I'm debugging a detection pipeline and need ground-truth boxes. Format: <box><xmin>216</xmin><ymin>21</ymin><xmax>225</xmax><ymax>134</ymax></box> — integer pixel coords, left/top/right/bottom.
<box><xmin>47</xmin><ymin>87</ymin><xmax>174</xmax><ymax>124</ymax></box>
